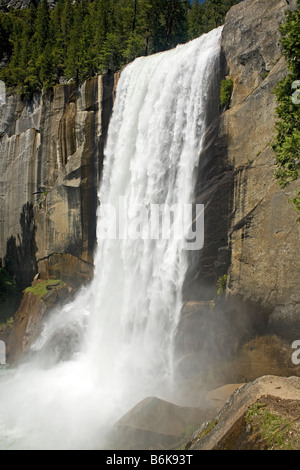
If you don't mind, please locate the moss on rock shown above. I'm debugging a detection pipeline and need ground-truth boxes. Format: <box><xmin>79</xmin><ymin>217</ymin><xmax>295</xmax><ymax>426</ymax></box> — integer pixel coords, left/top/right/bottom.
<box><xmin>24</xmin><ymin>279</ymin><xmax>66</xmax><ymax>300</ymax></box>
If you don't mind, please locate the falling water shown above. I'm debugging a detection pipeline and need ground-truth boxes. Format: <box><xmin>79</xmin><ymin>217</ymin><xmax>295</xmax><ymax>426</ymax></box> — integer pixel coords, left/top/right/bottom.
<box><xmin>0</xmin><ymin>26</ymin><xmax>223</xmax><ymax>450</ymax></box>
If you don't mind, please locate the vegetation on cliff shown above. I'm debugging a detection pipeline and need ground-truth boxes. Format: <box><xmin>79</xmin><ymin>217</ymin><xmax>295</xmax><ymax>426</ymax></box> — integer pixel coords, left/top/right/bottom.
<box><xmin>273</xmin><ymin>0</ymin><xmax>300</xmax><ymax>215</ymax></box>
<box><xmin>24</xmin><ymin>279</ymin><xmax>66</xmax><ymax>300</ymax></box>
<box><xmin>220</xmin><ymin>78</ymin><xmax>233</xmax><ymax>108</ymax></box>
<box><xmin>0</xmin><ymin>0</ymin><xmax>239</xmax><ymax>97</ymax></box>
<box><xmin>245</xmin><ymin>400</ymin><xmax>300</xmax><ymax>450</ymax></box>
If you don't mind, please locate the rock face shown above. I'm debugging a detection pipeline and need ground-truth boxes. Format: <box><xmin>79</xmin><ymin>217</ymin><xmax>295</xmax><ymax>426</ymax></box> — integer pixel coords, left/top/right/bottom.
<box><xmin>223</xmin><ymin>0</ymin><xmax>299</xmax><ymax>334</ymax></box>
<box><xmin>0</xmin><ymin>74</ymin><xmax>117</xmax><ymax>287</ymax></box>
<box><xmin>187</xmin><ymin>375</ymin><xmax>300</xmax><ymax>450</ymax></box>
<box><xmin>0</xmin><ymin>74</ymin><xmax>117</xmax><ymax>363</ymax></box>
<box><xmin>5</xmin><ymin>279</ymin><xmax>74</xmax><ymax>364</ymax></box>
<box><xmin>178</xmin><ymin>0</ymin><xmax>300</xmax><ymax>388</ymax></box>
<box><xmin>105</xmin><ymin>396</ymin><xmax>213</xmax><ymax>450</ymax></box>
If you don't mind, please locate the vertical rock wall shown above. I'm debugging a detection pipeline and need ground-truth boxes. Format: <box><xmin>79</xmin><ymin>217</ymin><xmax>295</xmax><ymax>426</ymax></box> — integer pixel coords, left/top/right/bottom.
<box><xmin>177</xmin><ymin>0</ymin><xmax>300</xmax><ymax>389</ymax></box>
<box><xmin>222</xmin><ymin>0</ymin><xmax>300</xmax><ymax>337</ymax></box>
<box><xmin>0</xmin><ymin>74</ymin><xmax>117</xmax><ymax>288</ymax></box>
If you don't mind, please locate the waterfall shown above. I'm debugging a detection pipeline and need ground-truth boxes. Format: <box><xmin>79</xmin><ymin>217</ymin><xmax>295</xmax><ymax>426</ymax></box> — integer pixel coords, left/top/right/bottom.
<box><xmin>0</xmin><ymin>26</ymin><xmax>223</xmax><ymax>450</ymax></box>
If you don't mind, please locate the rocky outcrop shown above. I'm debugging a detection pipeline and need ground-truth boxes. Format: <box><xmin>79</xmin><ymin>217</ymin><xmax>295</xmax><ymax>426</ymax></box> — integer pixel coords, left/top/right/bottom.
<box><xmin>106</xmin><ymin>375</ymin><xmax>300</xmax><ymax>450</ymax></box>
<box><xmin>178</xmin><ymin>0</ymin><xmax>300</xmax><ymax>388</ymax></box>
<box><xmin>0</xmin><ymin>74</ymin><xmax>117</xmax><ymax>287</ymax></box>
<box><xmin>105</xmin><ymin>396</ymin><xmax>214</xmax><ymax>450</ymax></box>
<box><xmin>187</xmin><ymin>375</ymin><xmax>300</xmax><ymax>450</ymax></box>
<box><xmin>5</xmin><ymin>279</ymin><xmax>74</xmax><ymax>364</ymax></box>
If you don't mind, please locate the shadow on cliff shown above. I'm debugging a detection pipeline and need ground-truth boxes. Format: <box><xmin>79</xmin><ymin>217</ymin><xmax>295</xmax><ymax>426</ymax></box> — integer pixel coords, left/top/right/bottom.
<box><xmin>175</xmin><ymin>46</ymin><xmax>293</xmax><ymax>396</ymax></box>
<box><xmin>4</xmin><ymin>202</ymin><xmax>38</xmax><ymax>293</ymax></box>
<box><xmin>174</xmin><ymin>46</ymin><xmax>271</xmax><ymax>395</ymax></box>
<box><xmin>183</xmin><ymin>45</ymin><xmax>233</xmax><ymax>303</ymax></box>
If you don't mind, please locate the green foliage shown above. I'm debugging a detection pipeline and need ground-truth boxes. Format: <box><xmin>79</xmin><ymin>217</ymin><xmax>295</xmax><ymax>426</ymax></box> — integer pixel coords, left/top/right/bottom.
<box><xmin>188</xmin><ymin>0</ymin><xmax>239</xmax><ymax>40</ymax></box>
<box><xmin>24</xmin><ymin>279</ymin><xmax>66</xmax><ymax>300</ymax></box>
<box><xmin>0</xmin><ymin>317</ymin><xmax>14</xmax><ymax>331</ymax></box>
<box><xmin>0</xmin><ymin>11</ymin><xmax>12</xmax><ymax>59</ymax></box>
<box><xmin>273</xmin><ymin>1</ymin><xmax>300</xmax><ymax>215</ymax></box>
<box><xmin>246</xmin><ymin>402</ymin><xmax>296</xmax><ymax>450</ymax></box>
<box><xmin>124</xmin><ymin>32</ymin><xmax>145</xmax><ymax>62</ymax></box>
<box><xmin>0</xmin><ymin>0</ymin><xmax>240</xmax><ymax>95</ymax></box>
<box><xmin>220</xmin><ymin>78</ymin><xmax>233</xmax><ymax>108</ymax></box>
<box><xmin>197</xmin><ymin>419</ymin><xmax>218</xmax><ymax>439</ymax></box>
<box><xmin>217</xmin><ymin>274</ymin><xmax>227</xmax><ymax>296</ymax></box>
<box><xmin>186</xmin><ymin>418</ymin><xmax>218</xmax><ymax>449</ymax></box>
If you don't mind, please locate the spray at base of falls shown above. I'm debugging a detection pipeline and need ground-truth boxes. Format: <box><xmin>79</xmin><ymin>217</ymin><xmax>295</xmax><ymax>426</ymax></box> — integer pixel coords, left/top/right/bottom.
<box><xmin>0</xmin><ymin>26</ymin><xmax>223</xmax><ymax>450</ymax></box>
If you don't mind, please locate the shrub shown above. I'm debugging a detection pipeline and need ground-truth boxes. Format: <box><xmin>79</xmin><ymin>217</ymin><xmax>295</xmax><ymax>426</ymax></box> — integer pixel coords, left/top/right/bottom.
<box><xmin>220</xmin><ymin>78</ymin><xmax>233</xmax><ymax>108</ymax></box>
<box><xmin>217</xmin><ymin>274</ymin><xmax>227</xmax><ymax>297</ymax></box>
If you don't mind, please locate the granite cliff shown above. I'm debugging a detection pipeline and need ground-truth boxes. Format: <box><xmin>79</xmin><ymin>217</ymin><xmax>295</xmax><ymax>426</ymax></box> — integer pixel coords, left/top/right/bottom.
<box><xmin>0</xmin><ymin>74</ymin><xmax>117</xmax><ymax>288</ymax></box>
<box><xmin>177</xmin><ymin>0</ymin><xmax>300</xmax><ymax>392</ymax></box>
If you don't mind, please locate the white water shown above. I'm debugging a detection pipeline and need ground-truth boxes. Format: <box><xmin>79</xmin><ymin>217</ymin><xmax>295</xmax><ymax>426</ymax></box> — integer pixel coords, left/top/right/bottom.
<box><xmin>0</xmin><ymin>27</ymin><xmax>222</xmax><ymax>450</ymax></box>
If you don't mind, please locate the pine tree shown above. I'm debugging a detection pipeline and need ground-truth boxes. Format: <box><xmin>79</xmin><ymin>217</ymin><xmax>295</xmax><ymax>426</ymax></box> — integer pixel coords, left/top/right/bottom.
<box><xmin>35</xmin><ymin>0</ymin><xmax>50</xmax><ymax>56</ymax></box>
<box><xmin>50</xmin><ymin>0</ymin><xmax>66</xmax><ymax>82</ymax></box>
<box><xmin>188</xmin><ymin>0</ymin><xmax>205</xmax><ymax>39</ymax></box>
<box><xmin>137</xmin><ymin>0</ymin><xmax>152</xmax><ymax>55</ymax></box>
<box><xmin>0</xmin><ymin>0</ymin><xmax>241</xmax><ymax>94</ymax></box>
<box><xmin>0</xmin><ymin>12</ymin><xmax>12</xmax><ymax>60</ymax></box>
<box><xmin>88</xmin><ymin>0</ymin><xmax>112</xmax><ymax>74</ymax></box>
<box><xmin>65</xmin><ymin>0</ymin><xmax>93</xmax><ymax>83</ymax></box>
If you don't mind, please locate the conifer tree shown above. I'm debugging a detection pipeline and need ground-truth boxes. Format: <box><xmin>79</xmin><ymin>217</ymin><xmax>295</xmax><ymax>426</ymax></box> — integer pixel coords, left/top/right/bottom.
<box><xmin>50</xmin><ymin>0</ymin><xmax>66</xmax><ymax>81</ymax></box>
<box><xmin>0</xmin><ymin>0</ymin><xmax>242</xmax><ymax>94</ymax></box>
<box><xmin>35</xmin><ymin>0</ymin><xmax>50</xmax><ymax>56</ymax></box>
<box><xmin>188</xmin><ymin>0</ymin><xmax>205</xmax><ymax>39</ymax></box>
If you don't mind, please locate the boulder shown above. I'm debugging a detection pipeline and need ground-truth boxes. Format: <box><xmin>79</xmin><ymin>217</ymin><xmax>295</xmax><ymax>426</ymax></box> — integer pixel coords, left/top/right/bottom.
<box><xmin>5</xmin><ymin>279</ymin><xmax>73</xmax><ymax>364</ymax></box>
<box><xmin>187</xmin><ymin>375</ymin><xmax>300</xmax><ymax>450</ymax></box>
<box><xmin>105</xmin><ymin>396</ymin><xmax>214</xmax><ymax>450</ymax></box>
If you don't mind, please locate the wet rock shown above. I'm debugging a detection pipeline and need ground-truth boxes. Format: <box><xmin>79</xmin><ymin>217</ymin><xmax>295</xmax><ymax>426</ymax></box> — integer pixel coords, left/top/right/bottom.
<box><xmin>5</xmin><ymin>280</ymin><xmax>74</xmax><ymax>364</ymax></box>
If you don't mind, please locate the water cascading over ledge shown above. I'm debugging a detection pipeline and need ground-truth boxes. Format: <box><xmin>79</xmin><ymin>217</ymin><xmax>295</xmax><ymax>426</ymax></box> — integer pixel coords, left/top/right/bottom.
<box><xmin>0</xmin><ymin>27</ymin><xmax>223</xmax><ymax>450</ymax></box>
